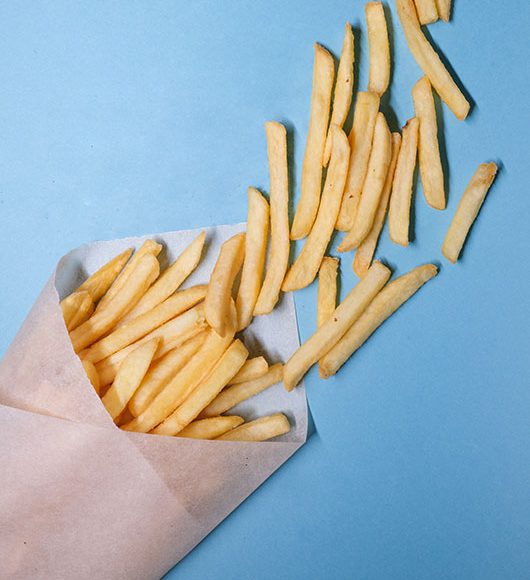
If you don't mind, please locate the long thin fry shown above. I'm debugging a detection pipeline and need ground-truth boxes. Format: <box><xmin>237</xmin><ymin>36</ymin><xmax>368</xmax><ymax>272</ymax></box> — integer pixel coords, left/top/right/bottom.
<box><xmin>216</xmin><ymin>413</ymin><xmax>290</xmax><ymax>442</ymax></box>
<box><xmin>82</xmin><ymin>359</ymin><xmax>100</xmax><ymax>395</ymax></box>
<box><xmin>366</xmin><ymin>2</ymin><xmax>390</xmax><ymax>96</ymax></box>
<box><xmin>413</xmin><ymin>0</ymin><xmax>439</xmax><ymax>25</ymax></box>
<box><xmin>283</xmin><ymin>261</ymin><xmax>391</xmax><ymax>391</ymax></box>
<box><xmin>176</xmin><ymin>416</ymin><xmax>244</xmax><ymax>440</ymax></box>
<box><xmin>282</xmin><ymin>125</ymin><xmax>350</xmax><ymax>292</ymax></box>
<box><xmin>228</xmin><ymin>356</ymin><xmax>269</xmax><ymax>385</ymax></box>
<box><xmin>442</xmin><ymin>163</ymin><xmax>498</xmax><ymax>263</ymax></box>
<box><xmin>317</xmin><ymin>257</ymin><xmax>339</xmax><ymax>376</ymax></box>
<box><xmin>291</xmin><ymin>44</ymin><xmax>335</xmax><ymax>240</ymax></box>
<box><xmin>61</xmin><ymin>291</ymin><xmax>94</xmax><ymax>331</ymax></box>
<box><xmin>320</xmin><ymin>264</ymin><xmax>438</xmax><ymax>376</ymax></box>
<box><xmin>435</xmin><ymin>0</ymin><xmax>451</xmax><ymax>22</ymax></box>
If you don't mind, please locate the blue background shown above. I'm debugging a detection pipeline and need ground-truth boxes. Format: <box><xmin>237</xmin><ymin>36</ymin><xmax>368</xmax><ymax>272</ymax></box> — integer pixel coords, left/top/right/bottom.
<box><xmin>0</xmin><ymin>1</ymin><xmax>529</xmax><ymax>579</ymax></box>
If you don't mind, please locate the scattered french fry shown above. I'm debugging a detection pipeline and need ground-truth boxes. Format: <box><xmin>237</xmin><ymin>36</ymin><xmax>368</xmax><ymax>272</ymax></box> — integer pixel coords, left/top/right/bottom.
<box><xmin>413</xmin><ymin>0</ymin><xmax>439</xmax><ymax>25</ymax></box>
<box><xmin>176</xmin><ymin>416</ymin><xmax>245</xmax><ymax>440</ymax></box>
<box><xmin>442</xmin><ymin>163</ymin><xmax>498</xmax><ymax>263</ymax></box>
<box><xmin>216</xmin><ymin>413</ymin><xmax>290</xmax><ymax>442</ymax></box>
<box><xmin>317</xmin><ymin>257</ymin><xmax>339</xmax><ymax>376</ymax></box>
<box><xmin>366</xmin><ymin>2</ymin><xmax>390</xmax><ymax>96</ymax></box>
<box><xmin>61</xmin><ymin>291</ymin><xmax>94</xmax><ymax>331</ymax></box>
<box><xmin>228</xmin><ymin>356</ymin><xmax>269</xmax><ymax>386</ymax></box>
<box><xmin>435</xmin><ymin>0</ymin><xmax>451</xmax><ymax>22</ymax></box>
<box><xmin>82</xmin><ymin>359</ymin><xmax>100</xmax><ymax>395</ymax></box>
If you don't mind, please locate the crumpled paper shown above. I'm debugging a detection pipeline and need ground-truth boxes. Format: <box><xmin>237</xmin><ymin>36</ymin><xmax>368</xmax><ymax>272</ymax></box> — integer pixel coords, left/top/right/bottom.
<box><xmin>0</xmin><ymin>223</ymin><xmax>307</xmax><ymax>580</ymax></box>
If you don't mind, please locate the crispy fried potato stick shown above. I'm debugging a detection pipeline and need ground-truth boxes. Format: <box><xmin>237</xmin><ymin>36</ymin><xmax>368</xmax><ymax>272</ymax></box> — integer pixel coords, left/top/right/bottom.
<box><xmin>236</xmin><ymin>188</ymin><xmax>269</xmax><ymax>330</ymax></box>
<box><xmin>282</xmin><ymin>125</ymin><xmax>350</xmax><ymax>292</ymax></box>
<box><xmin>442</xmin><ymin>163</ymin><xmax>498</xmax><ymax>263</ymax></box>
<box><xmin>354</xmin><ymin>132</ymin><xmax>402</xmax><ymax>277</ymax></box>
<box><xmin>82</xmin><ymin>359</ymin><xmax>100</xmax><ymax>395</ymax></box>
<box><xmin>176</xmin><ymin>416</ymin><xmax>244</xmax><ymax>440</ymax></box>
<box><xmin>336</xmin><ymin>92</ymin><xmax>380</xmax><ymax>231</ymax></box>
<box><xmin>61</xmin><ymin>291</ymin><xmax>94</xmax><ymax>331</ymax></box>
<box><xmin>389</xmin><ymin>117</ymin><xmax>419</xmax><ymax>247</ymax></box>
<box><xmin>323</xmin><ymin>24</ymin><xmax>355</xmax><ymax>166</ymax></box>
<box><xmin>412</xmin><ymin>76</ymin><xmax>445</xmax><ymax>210</ymax></box>
<box><xmin>283</xmin><ymin>261</ymin><xmax>391</xmax><ymax>391</ymax></box>
<box><xmin>317</xmin><ymin>257</ymin><xmax>339</xmax><ymax>376</ymax></box>
<box><xmin>397</xmin><ymin>0</ymin><xmax>469</xmax><ymax>120</ymax></box>
<box><xmin>413</xmin><ymin>0</ymin><xmax>438</xmax><ymax>24</ymax></box>
<box><xmin>228</xmin><ymin>356</ymin><xmax>269</xmax><ymax>385</ymax></box>
<box><xmin>254</xmin><ymin>122</ymin><xmax>290</xmax><ymax>315</ymax></box>
<box><xmin>366</xmin><ymin>2</ymin><xmax>390</xmax><ymax>96</ymax></box>
<box><xmin>115</xmin><ymin>407</ymin><xmax>134</xmax><ymax>427</ymax></box>
<box><xmin>321</xmin><ymin>264</ymin><xmax>437</xmax><ymax>376</ymax></box>
<box><xmin>291</xmin><ymin>44</ymin><xmax>335</xmax><ymax>240</ymax></box>
<box><xmin>101</xmin><ymin>338</ymin><xmax>159</xmax><ymax>420</ymax></box>
<box><xmin>216</xmin><ymin>413</ymin><xmax>290</xmax><ymax>442</ymax></box>
<box><xmin>435</xmin><ymin>0</ymin><xmax>451</xmax><ymax>22</ymax></box>
<box><xmin>339</xmin><ymin>113</ymin><xmax>392</xmax><ymax>251</ymax></box>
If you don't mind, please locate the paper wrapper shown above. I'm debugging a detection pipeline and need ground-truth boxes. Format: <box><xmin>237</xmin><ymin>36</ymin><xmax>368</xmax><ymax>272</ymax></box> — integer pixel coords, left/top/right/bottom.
<box><xmin>0</xmin><ymin>224</ymin><xmax>307</xmax><ymax>580</ymax></box>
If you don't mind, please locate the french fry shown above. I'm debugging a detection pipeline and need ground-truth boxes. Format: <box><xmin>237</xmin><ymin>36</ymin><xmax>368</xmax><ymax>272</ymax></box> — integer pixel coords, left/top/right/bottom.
<box><xmin>442</xmin><ymin>163</ymin><xmax>498</xmax><ymax>263</ymax></box>
<box><xmin>323</xmin><ymin>24</ymin><xmax>355</xmax><ymax>166</ymax></box>
<box><xmin>396</xmin><ymin>0</ymin><xmax>470</xmax><ymax>120</ymax></box>
<box><xmin>254</xmin><ymin>122</ymin><xmax>290</xmax><ymax>315</ymax></box>
<box><xmin>412</xmin><ymin>76</ymin><xmax>445</xmax><ymax>210</ymax></box>
<box><xmin>81</xmin><ymin>285</ymin><xmax>206</xmax><ymax>363</ymax></box>
<box><xmin>283</xmin><ymin>261</ymin><xmax>391</xmax><ymax>391</ymax></box>
<box><xmin>228</xmin><ymin>356</ymin><xmax>269</xmax><ymax>386</ymax></box>
<box><xmin>389</xmin><ymin>117</ymin><xmax>419</xmax><ymax>247</ymax></box>
<box><xmin>320</xmin><ymin>264</ymin><xmax>438</xmax><ymax>376</ymax></box>
<box><xmin>282</xmin><ymin>125</ymin><xmax>350</xmax><ymax>292</ymax></box>
<box><xmin>116</xmin><ymin>407</ymin><xmax>134</xmax><ymax>427</ymax></box>
<box><xmin>204</xmin><ymin>232</ymin><xmax>245</xmax><ymax>336</ymax></box>
<box><xmin>101</xmin><ymin>338</ymin><xmax>159</xmax><ymax>421</ymax></box>
<box><xmin>176</xmin><ymin>416</ymin><xmax>244</xmax><ymax>440</ymax></box>
<box><xmin>366</xmin><ymin>2</ymin><xmax>390</xmax><ymax>96</ymax></box>
<box><xmin>70</xmin><ymin>253</ymin><xmax>160</xmax><ymax>352</ymax></box>
<box><xmin>354</xmin><ymin>132</ymin><xmax>402</xmax><ymax>277</ymax></box>
<box><xmin>216</xmin><ymin>413</ymin><xmax>290</xmax><ymax>442</ymax></box>
<box><xmin>435</xmin><ymin>0</ymin><xmax>451</xmax><ymax>22</ymax></box>
<box><xmin>152</xmin><ymin>340</ymin><xmax>249</xmax><ymax>436</ymax></box>
<box><xmin>339</xmin><ymin>112</ymin><xmax>392</xmax><ymax>251</ymax></box>
<box><xmin>61</xmin><ymin>291</ymin><xmax>94</xmax><ymax>331</ymax></box>
<box><xmin>413</xmin><ymin>0</ymin><xmax>439</xmax><ymax>25</ymax></box>
<box><xmin>199</xmin><ymin>363</ymin><xmax>283</xmax><ymax>418</ymax></box>
<box><xmin>317</xmin><ymin>257</ymin><xmax>339</xmax><ymax>376</ymax></box>
<box><xmin>82</xmin><ymin>359</ymin><xmax>100</xmax><ymax>395</ymax></box>
<box><xmin>236</xmin><ymin>188</ymin><xmax>269</xmax><ymax>330</ymax></box>
<box><xmin>336</xmin><ymin>92</ymin><xmax>380</xmax><ymax>231</ymax></box>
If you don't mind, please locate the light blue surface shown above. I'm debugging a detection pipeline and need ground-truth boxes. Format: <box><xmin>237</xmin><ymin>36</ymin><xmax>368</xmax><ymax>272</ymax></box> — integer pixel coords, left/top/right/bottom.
<box><xmin>0</xmin><ymin>1</ymin><xmax>528</xmax><ymax>579</ymax></box>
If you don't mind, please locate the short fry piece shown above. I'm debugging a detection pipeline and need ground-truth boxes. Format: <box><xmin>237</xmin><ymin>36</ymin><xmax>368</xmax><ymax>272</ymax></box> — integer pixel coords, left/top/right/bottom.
<box><xmin>82</xmin><ymin>359</ymin><xmax>100</xmax><ymax>395</ymax></box>
<box><xmin>61</xmin><ymin>291</ymin><xmax>94</xmax><ymax>331</ymax></box>
<box><xmin>228</xmin><ymin>356</ymin><xmax>269</xmax><ymax>385</ymax></box>
<box><xmin>283</xmin><ymin>261</ymin><xmax>391</xmax><ymax>391</ymax></box>
<box><xmin>216</xmin><ymin>413</ymin><xmax>290</xmax><ymax>442</ymax></box>
<box><xmin>176</xmin><ymin>416</ymin><xmax>244</xmax><ymax>440</ymax></box>
<box><xmin>413</xmin><ymin>0</ymin><xmax>439</xmax><ymax>25</ymax></box>
<box><xmin>76</xmin><ymin>249</ymin><xmax>133</xmax><ymax>303</ymax></box>
<box><xmin>442</xmin><ymin>163</ymin><xmax>498</xmax><ymax>263</ymax></box>
<box><xmin>291</xmin><ymin>44</ymin><xmax>335</xmax><ymax>240</ymax></box>
<box><xmin>366</xmin><ymin>2</ymin><xmax>390</xmax><ymax>96</ymax></box>
<box><xmin>317</xmin><ymin>257</ymin><xmax>339</xmax><ymax>376</ymax></box>
<box><xmin>321</xmin><ymin>264</ymin><xmax>438</xmax><ymax>376</ymax></box>
<box><xmin>435</xmin><ymin>0</ymin><xmax>451</xmax><ymax>22</ymax></box>
<box><xmin>236</xmin><ymin>188</ymin><xmax>270</xmax><ymax>330</ymax></box>
<box><xmin>389</xmin><ymin>117</ymin><xmax>419</xmax><ymax>247</ymax></box>
<box><xmin>282</xmin><ymin>125</ymin><xmax>350</xmax><ymax>292</ymax></box>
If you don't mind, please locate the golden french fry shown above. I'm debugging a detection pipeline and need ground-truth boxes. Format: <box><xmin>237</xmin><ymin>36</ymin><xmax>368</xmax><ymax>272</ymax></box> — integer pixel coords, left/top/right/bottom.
<box><xmin>204</xmin><ymin>232</ymin><xmax>245</xmax><ymax>336</ymax></box>
<box><xmin>152</xmin><ymin>340</ymin><xmax>249</xmax><ymax>436</ymax></box>
<box><xmin>412</xmin><ymin>76</ymin><xmax>445</xmax><ymax>210</ymax></box>
<box><xmin>321</xmin><ymin>264</ymin><xmax>438</xmax><ymax>376</ymax></box>
<box><xmin>354</xmin><ymin>133</ymin><xmax>402</xmax><ymax>277</ymax></box>
<box><xmin>101</xmin><ymin>338</ymin><xmax>159</xmax><ymax>421</ymax></box>
<box><xmin>336</xmin><ymin>92</ymin><xmax>380</xmax><ymax>231</ymax></box>
<box><xmin>339</xmin><ymin>113</ymin><xmax>392</xmax><ymax>251</ymax></box>
<box><xmin>236</xmin><ymin>188</ymin><xmax>269</xmax><ymax>330</ymax></box>
<box><xmin>228</xmin><ymin>356</ymin><xmax>269</xmax><ymax>385</ymax></box>
<box><xmin>366</xmin><ymin>2</ymin><xmax>390</xmax><ymax>96</ymax></box>
<box><xmin>291</xmin><ymin>44</ymin><xmax>335</xmax><ymax>240</ymax></box>
<box><xmin>70</xmin><ymin>253</ymin><xmax>160</xmax><ymax>352</ymax></box>
<box><xmin>323</xmin><ymin>23</ymin><xmax>355</xmax><ymax>166</ymax></box>
<box><xmin>435</xmin><ymin>0</ymin><xmax>451</xmax><ymax>22</ymax></box>
<box><xmin>442</xmin><ymin>163</ymin><xmax>498</xmax><ymax>263</ymax></box>
<box><xmin>176</xmin><ymin>416</ymin><xmax>244</xmax><ymax>440</ymax></box>
<box><xmin>254</xmin><ymin>122</ymin><xmax>290</xmax><ymax>315</ymax></box>
<box><xmin>413</xmin><ymin>0</ymin><xmax>438</xmax><ymax>24</ymax></box>
<box><xmin>200</xmin><ymin>363</ymin><xmax>283</xmax><ymax>418</ymax></box>
<box><xmin>82</xmin><ymin>359</ymin><xmax>100</xmax><ymax>395</ymax></box>
<box><xmin>397</xmin><ymin>0</ymin><xmax>470</xmax><ymax>120</ymax></box>
<box><xmin>283</xmin><ymin>261</ymin><xmax>391</xmax><ymax>391</ymax></box>
<box><xmin>282</xmin><ymin>125</ymin><xmax>350</xmax><ymax>292</ymax></box>
<box><xmin>216</xmin><ymin>413</ymin><xmax>290</xmax><ymax>442</ymax></box>
<box><xmin>317</xmin><ymin>257</ymin><xmax>339</xmax><ymax>376</ymax></box>
<box><xmin>61</xmin><ymin>291</ymin><xmax>94</xmax><ymax>331</ymax></box>
<box><xmin>389</xmin><ymin>117</ymin><xmax>419</xmax><ymax>247</ymax></box>
<box><xmin>116</xmin><ymin>407</ymin><xmax>134</xmax><ymax>427</ymax></box>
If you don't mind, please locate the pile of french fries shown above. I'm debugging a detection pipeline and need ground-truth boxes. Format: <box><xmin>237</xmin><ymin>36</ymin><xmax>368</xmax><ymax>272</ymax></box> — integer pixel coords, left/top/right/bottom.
<box><xmin>61</xmin><ymin>0</ymin><xmax>498</xmax><ymax>441</ymax></box>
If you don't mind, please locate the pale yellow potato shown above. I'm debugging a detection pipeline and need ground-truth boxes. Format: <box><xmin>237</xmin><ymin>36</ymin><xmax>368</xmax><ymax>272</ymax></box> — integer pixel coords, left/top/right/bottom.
<box><xmin>61</xmin><ymin>291</ymin><xmax>94</xmax><ymax>331</ymax></box>
<box><xmin>228</xmin><ymin>356</ymin><xmax>269</xmax><ymax>386</ymax></box>
<box><xmin>412</xmin><ymin>76</ymin><xmax>445</xmax><ymax>210</ymax></box>
<box><xmin>204</xmin><ymin>232</ymin><xmax>245</xmax><ymax>336</ymax></box>
<box><xmin>323</xmin><ymin>23</ymin><xmax>355</xmax><ymax>166</ymax></box>
<box><xmin>397</xmin><ymin>0</ymin><xmax>469</xmax><ymax>120</ymax></box>
<box><xmin>254</xmin><ymin>122</ymin><xmax>290</xmax><ymax>315</ymax></box>
<box><xmin>82</xmin><ymin>359</ymin><xmax>101</xmax><ymax>395</ymax></box>
<box><xmin>336</xmin><ymin>92</ymin><xmax>380</xmax><ymax>231</ymax></box>
<box><xmin>389</xmin><ymin>117</ymin><xmax>419</xmax><ymax>247</ymax></box>
<box><xmin>200</xmin><ymin>363</ymin><xmax>283</xmax><ymax>418</ymax></box>
<box><xmin>413</xmin><ymin>0</ymin><xmax>438</xmax><ymax>24</ymax></box>
<box><xmin>354</xmin><ymin>133</ymin><xmax>402</xmax><ymax>277</ymax></box>
<box><xmin>339</xmin><ymin>112</ymin><xmax>392</xmax><ymax>251</ymax></box>
<box><xmin>317</xmin><ymin>256</ymin><xmax>339</xmax><ymax>376</ymax></box>
<box><xmin>283</xmin><ymin>261</ymin><xmax>391</xmax><ymax>391</ymax></box>
<box><xmin>153</xmin><ymin>340</ymin><xmax>249</xmax><ymax>436</ymax></box>
<box><xmin>236</xmin><ymin>188</ymin><xmax>269</xmax><ymax>330</ymax></box>
<box><xmin>321</xmin><ymin>264</ymin><xmax>438</xmax><ymax>376</ymax></box>
<box><xmin>70</xmin><ymin>253</ymin><xmax>160</xmax><ymax>352</ymax></box>
<box><xmin>291</xmin><ymin>44</ymin><xmax>335</xmax><ymax>240</ymax></box>
<box><xmin>366</xmin><ymin>2</ymin><xmax>390</xmax><ymax>96</ymax></box>
<box><xmin>102</xmin><ymin>338</ymin><xmax>159</xmax><ymax>421</ymax></box>
<box><xmin>176</xmin><ymin>416</ymin><xmax>244</xmax><ymax>440</ymax></box>
<box><xmin>282</xmin><ymin>125</ymin><xmax>350</xmax><ymax>292</ymax></box>
<box><xmin>216</xmin><ymin>413</ymin><xmax>290</xmax><ymax>442</ymax></box>
<box><xmin>442</xmin><ymin>163</ymin><xmax>498</xmax><ymax>263</ymax></box>
<box><xmin>435</xmin><ymin>0</ymin><xmax>451</xmax><ymax>22</ymax></box>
